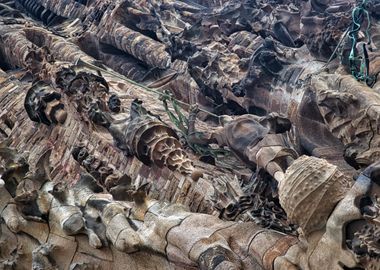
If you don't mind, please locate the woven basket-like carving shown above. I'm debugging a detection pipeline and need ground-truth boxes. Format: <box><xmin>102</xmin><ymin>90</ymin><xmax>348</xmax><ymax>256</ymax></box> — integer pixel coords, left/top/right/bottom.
<box><xmin>279</xmin><ymin>155</ymin><xmax>352</xmax><ymax>235</ymax></box>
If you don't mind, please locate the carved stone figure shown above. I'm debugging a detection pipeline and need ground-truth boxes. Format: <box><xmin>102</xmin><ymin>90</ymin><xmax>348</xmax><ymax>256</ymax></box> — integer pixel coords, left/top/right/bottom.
<box><xmin>0</xmin><ymin>0</ymin><xmax>380</xmax><ymax>269</ymax></box>
<box><xmin>187</xmin><ymin>106</ymin><xmax>297</xmax><ymax>180</ymax></box>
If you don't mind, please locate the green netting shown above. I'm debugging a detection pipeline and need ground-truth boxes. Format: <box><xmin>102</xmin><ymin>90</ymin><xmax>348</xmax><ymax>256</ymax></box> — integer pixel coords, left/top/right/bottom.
<box><xmin>160</xmin><ymin>92</ymin><xmax>230</xmax><ymax>158</ymax></box>
<box><xmin>348</xmin><ymin>0</ymin><xmax>375</xmax><ymax>86</ymax></box>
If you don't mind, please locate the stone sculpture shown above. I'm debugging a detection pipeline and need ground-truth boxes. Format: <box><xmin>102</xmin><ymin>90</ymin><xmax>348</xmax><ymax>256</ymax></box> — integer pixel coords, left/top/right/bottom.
<box><xmin>0</xmin><ymin>0</ymin><xmax>379</xmax><ymax>269</ymax></box>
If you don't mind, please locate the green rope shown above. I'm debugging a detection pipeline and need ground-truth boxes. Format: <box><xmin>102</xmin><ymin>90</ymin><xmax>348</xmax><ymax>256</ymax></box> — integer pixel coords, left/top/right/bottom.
<box><xmin>160</xmin><ymin>92</ymin><xmax>188</xmax><ymax>136</ymax></box>
<box><xmin>75</xmin><ymin>59</ymin><xmax>221</xmax><ymax>118</ymax></box>
<box><xmin>192</xmin><ymin>144</ymin><xmax>231</xmax><ymax>157</ymax></box>
<box><xmin>160</xmin><ymin>92</ymin><xmax>230</xmax><ymax>158</ymax></box>
<box><xmin>348</xmin><ymin>0</ymin><xmax>375</xmax><ymax>86</ymax></box>
<box><xmin>325</xmin><ymin>27</ymin><xmax>350</xmax><ymax>67</ymax></box>
<box><xmin>75</xmin><ymin>59</ymin><xmax>230</xmax><ymax>158</ymax></box>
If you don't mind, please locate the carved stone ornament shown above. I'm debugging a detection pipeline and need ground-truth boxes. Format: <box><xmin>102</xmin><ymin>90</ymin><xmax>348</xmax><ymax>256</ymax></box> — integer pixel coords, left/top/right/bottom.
<box><xmin>0</xmin><ymin>0</ymin><xmax>379</xmax><ymax>269</ymax></box>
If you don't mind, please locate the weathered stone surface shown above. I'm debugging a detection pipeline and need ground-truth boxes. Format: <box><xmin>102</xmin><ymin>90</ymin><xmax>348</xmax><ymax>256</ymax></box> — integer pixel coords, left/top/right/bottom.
<box><xmin>1</xmin><ymin>0</ymin><xmax>380</xmax><ymax>269</ymax></box>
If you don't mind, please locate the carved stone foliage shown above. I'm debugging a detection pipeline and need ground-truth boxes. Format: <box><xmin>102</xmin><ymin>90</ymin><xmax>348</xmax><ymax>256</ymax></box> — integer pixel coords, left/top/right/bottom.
<box><xmin>1</xmin><ymin>0</ymin><xmax>380</xmax><ymax>269</ymax></box>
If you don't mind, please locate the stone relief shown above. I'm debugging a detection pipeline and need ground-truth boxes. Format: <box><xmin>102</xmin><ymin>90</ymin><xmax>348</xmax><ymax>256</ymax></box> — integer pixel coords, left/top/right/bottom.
<box><xmin>0</xmin><ymin>0</ymin><xmax>379</xmax><ymax>269</ymax></box>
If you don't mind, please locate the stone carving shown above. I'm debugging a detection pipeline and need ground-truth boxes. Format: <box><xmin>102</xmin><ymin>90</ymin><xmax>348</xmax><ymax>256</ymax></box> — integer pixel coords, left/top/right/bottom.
<box><xmin>0</xmin><ymin>0</ymin><xmax>380</xmax><ymax>269</ymax></box>
<box><xmin>279</xmin><ymin>155</ymin><xmax>352</xmax><ymax>236</ymax></box>
<box><xmin>24</xmin><ymin>80</ymin><xmax>67</xmax><ymax>125</ymax></box>
<box><xmin>107</xmin><ymin>98</ymin><xmax>203</xmax><ymax>180</ymax></box>
<box><xmin>1</xmin><ymin>126</ymin><xmax>379</xmax><ymax>269</ymax></box>
<box><xmin>313</xmin><ymin>73</ymin><xmax>380</xmax><ymax>167</ymax></box>
<box><xmin>187</xmin><ymin>106</ymin><xmax>297</xmax><ymax>178</ymax></box>
<box><xmin>0</xmin><ymin>145</ymin><xmax>296</xmax><ymax>269</ymax></box>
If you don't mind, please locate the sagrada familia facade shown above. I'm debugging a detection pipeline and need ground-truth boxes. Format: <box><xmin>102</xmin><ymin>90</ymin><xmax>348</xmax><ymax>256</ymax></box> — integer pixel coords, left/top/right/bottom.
<box><xmin>0</xmin><ymin>0</ymin><xmax>379</xmax><ymax>269</ymax></box>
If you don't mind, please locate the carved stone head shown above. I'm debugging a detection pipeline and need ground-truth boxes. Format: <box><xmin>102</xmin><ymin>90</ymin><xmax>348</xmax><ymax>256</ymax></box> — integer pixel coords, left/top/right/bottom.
<box><xmin>280</xmin><ymin>157</ymin><xmax>380</xmax><ymax>269</ymax></box>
